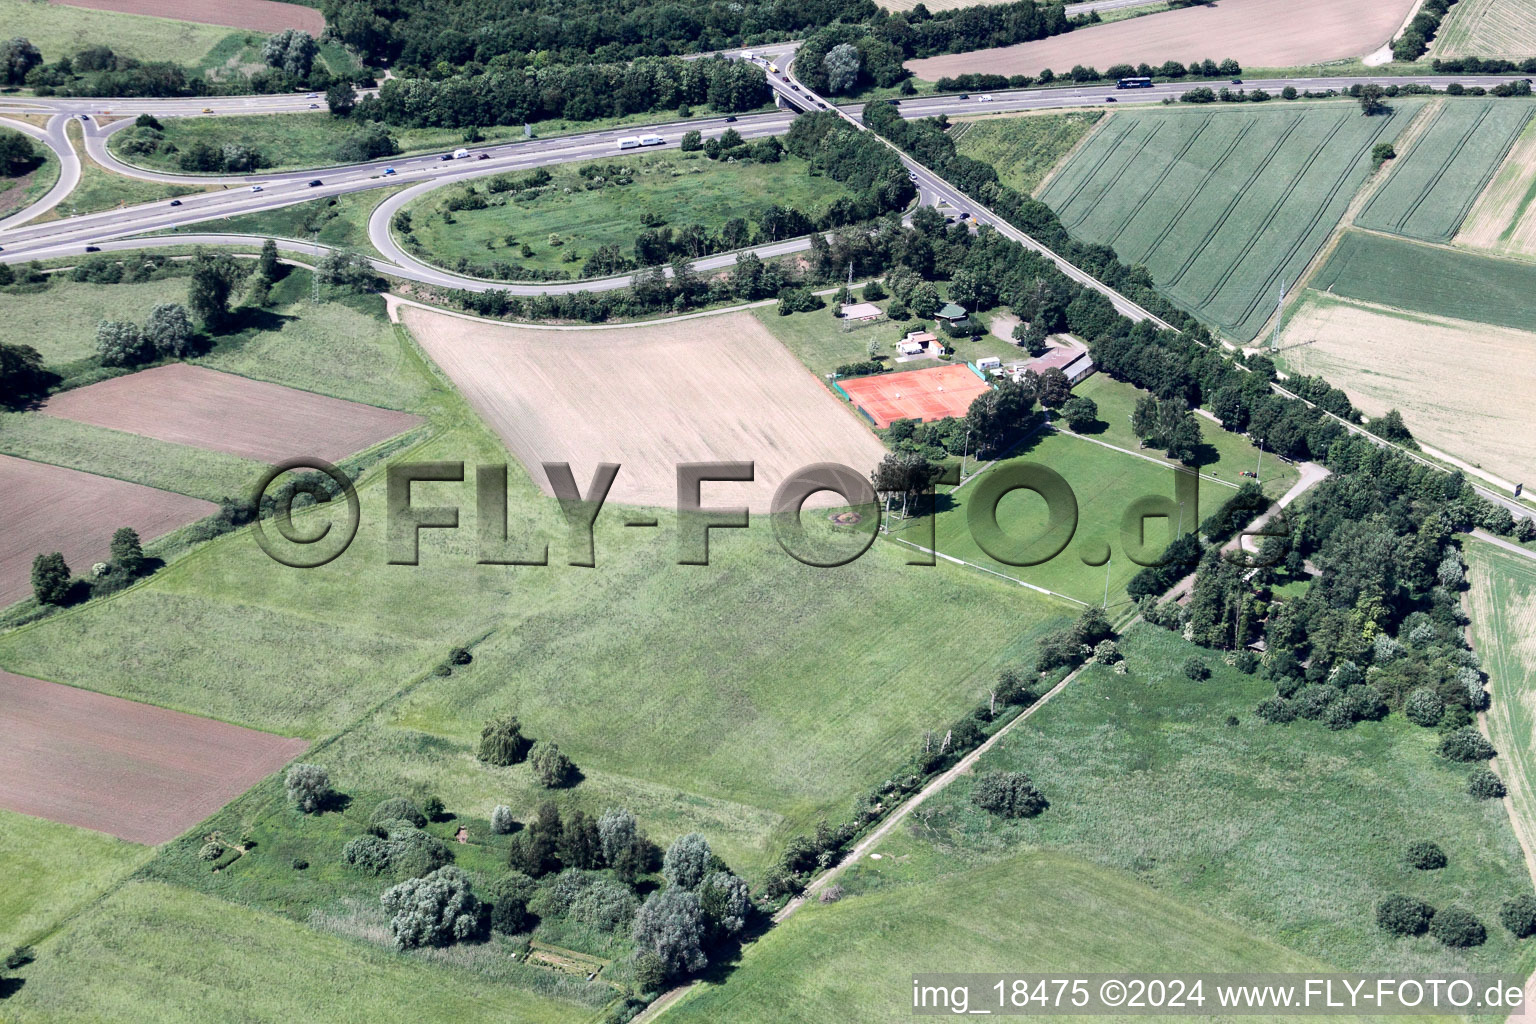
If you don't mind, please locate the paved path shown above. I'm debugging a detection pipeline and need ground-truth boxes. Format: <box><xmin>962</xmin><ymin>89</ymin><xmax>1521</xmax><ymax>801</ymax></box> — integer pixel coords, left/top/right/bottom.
<box><xmin>1471</xmin><ymin>529</ymin><xmax>1536</xmax><ymax>564</ymax></box>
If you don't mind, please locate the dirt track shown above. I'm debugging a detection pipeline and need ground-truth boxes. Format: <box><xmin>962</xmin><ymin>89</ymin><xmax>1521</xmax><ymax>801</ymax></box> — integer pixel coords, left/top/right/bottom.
<box><xmin>50</xmin><ymin>0</ymin><xmax>324</xmax><ymax>33</ymax></box>
<box><xmin>0</xmin><ymin>669</ymin><xmax>307</xmax><ymax>844</ymax></box>
<box><xmin>907</xmin><ymin>0</ymin><xmax>1419</xmax><ymax>79</ymax></box>
<box><xmin>40</xmin><ymin>364</ymin><xmax>421</xmax><ymax>465</ymax></box>
<box><xmin>0</xmin><ymin>453</ymin><xmax>215</xmax><ymax>608</ymax></box>
<box><xmin>402</xmin><ymin>306</ymin><xmax>889</xmax><ymax>512</ymax></box>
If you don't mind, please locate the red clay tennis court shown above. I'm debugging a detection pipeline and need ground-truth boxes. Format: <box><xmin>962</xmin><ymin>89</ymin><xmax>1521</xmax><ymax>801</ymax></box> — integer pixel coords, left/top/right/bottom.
<box><xmin>838</xmin><ymin>363</ymin><xmax>992</xmax><ymax>429</ymax></box>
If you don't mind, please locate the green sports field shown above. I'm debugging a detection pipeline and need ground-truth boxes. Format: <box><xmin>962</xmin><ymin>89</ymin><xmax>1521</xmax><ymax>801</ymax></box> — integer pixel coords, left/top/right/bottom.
<box><xmin>1355</xmin><ymin>100</ymin><xmax>1534</xmax><ymax>243</ymax></box>
<box><xmin>1312</xmin><ymin>229</ymin><xmax>1536</xmax><ymax>331</ymax></box>
<box><xmin>1038</xmin><ymin>103</ymin><xmax>1421</xmax><ymax>341</ymax></box>
<box><xmin>399</xmin><ymin>149</ymin><xmax>853</xmax><ymax>279</ymax></box>
<box><xmin>899</xmin><ymin>429</ymin><xmax>1223</xmax><ymax>609</ymax></box>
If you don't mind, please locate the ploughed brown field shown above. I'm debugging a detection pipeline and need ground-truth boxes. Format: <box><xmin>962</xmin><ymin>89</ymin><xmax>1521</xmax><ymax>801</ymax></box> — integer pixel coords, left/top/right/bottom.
<box><xmin>39</xmin><ymin>364</ymin><xmax>421</xmax><ymax>465</ymax></box>
<box><xmin>0</xmin><ymin>454</ymin><xmax>215</xmax><ymax>608</ymax></box>
<box><xmin>401</xmin><ymin>306</ymin><xmax>890</xmax><ymax>512</ymax></box>
<box><xmin>49</xmin><ymin>0</ymin><xmax>324</xmax><ymax>34</ymax></box>
<box><xmin>906</xmin><ymin>0</ymin><xmax>1419</xmax><ymax>79</ymax></box>
<box><xmin>0</xmin><ymin>669</ymin><xmax>308</xmax><ymax>844</ymax></box>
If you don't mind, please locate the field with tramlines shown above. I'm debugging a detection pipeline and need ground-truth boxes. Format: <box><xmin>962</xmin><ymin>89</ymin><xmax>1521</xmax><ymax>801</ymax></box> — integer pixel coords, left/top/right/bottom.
<box><xmin>1038</xmin><ymin>103</ymin><xmax>1421</xmax><ymax>341</ymax></box>
<box><xmin>1355</xmin><ymin>100</ymin><xmax>1534</xmax><ymax>243</ymax></box>
<box><xmin>1432</xmin><ymin>0</ymin><xmax>1536</xmax><ymax>58</ymax></box>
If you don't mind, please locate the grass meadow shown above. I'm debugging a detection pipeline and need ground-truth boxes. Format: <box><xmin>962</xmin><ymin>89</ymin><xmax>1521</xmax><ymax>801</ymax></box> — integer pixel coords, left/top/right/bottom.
<box><xmin>1355</xmin><ymin>100</ymin><xmax>1534</xmax><ymax>243</ymax></box>
<box><xmin>757</xmin><ymin>301</ymin><xmax>1023</xmax><ymax>379</ymax></box>
<box><xmin>5</xmin><ymin>276</ymin><xmax>192</xmax><ymax>372</ymax></box>
<box><xmin>950</xmin><ymin>110</ymin><xmax>1103</xmax><ymax>196</ymax></box>
<box><xmin>0</xmin><ymin>808</ymin><xmax>152</xmax><ymax>951</ymax></box>
<box><xmin>898</xmin><ymin>429</ymin><xmax>1197</xmax><ymax>609</ymax></box>
<box><xmin>0</xmin><ymin>133</ymin><xmax>59</xmax><ymax>222</ymax></box>
<box><xmin>401</xmin><ymin>150</ymin><xmax>853</xmax><ymax>278</ymax></box>
<box><xmin>1038</xmin><ymin>103</ymin><xmax>1421</xmax><ymax>341</ymax></box>
<box><xmin>0</xmin><ymin>0</ymin><xmax>234</xmax><ymax>65</ymax></box>
<box><xmin>1313</xmin><ymin>229</ymin><xmax>1536</xmax><ymax>331</ymax></box>
<box><xmin>2</xmin><ymin>881</ymin><xmax>597</xmax><ymax>1024</ymax></box>
<box><xmin>155</xmin><ymin>186</ymin><xmax>402</xmax><ymax>254</ymax></box>
<box><xmin>1465</xmin><ymin>540</ymin><xmax>1536</xmax><ymax>874</ymax></box>
<box><xmin>893</xmin><ymin>625</ymin><xmax>1536</xmax><ymax>975</ymax></box>
<box><xmin>54</xmin><ymin>123</ymin><xmax>202</xmax><ymax>217</ymax></box>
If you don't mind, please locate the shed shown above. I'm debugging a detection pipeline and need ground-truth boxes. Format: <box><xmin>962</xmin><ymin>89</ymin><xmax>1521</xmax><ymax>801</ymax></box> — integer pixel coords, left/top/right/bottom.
<box><xmin>840</xmin><ymin>302</ymin><xmax>883</xmax><ymax>321</ymax></box>
<box><xmin>935</xmin><ymin>302</ymin><xmax>968</xmax><ymax>322</ymax></box>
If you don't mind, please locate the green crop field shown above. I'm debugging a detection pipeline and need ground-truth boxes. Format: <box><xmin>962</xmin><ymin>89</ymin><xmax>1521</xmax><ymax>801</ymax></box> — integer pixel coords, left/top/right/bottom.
<box><xmin>0</xmin><ymin>808</ymin><xmax>152</xmax><ymax>951</ymax></box>
<box><xmin>0</xmin><ymin>0</ymin><xmax>236</xmax><ymax>66</ymax></box>
<box><xmin>400</xmin><ymin>149</ymin><xmax>853</xmax><ymax>279</ymax></box>
<box><xmin>1038</xmin><ymin>103</ymin><xmax>1421</xmax><ymax>341</ymax></box>
<box><xmin>1466</xmin><ymin>540</ymin><xmax>1536</xmax><ymax>873</ymax></box>
<box><xmin>1432</xmin><ymin>0</ymin><xmax>1536</xmax><ymax>58</ymax></box>
<box><xmin>889</xmin><ymin>625</ymin><xmax>1536</xmax><ymax>974</ymax></box>
<box><xmin>1313</xmin><ymin>229</ymin><xmax>1536</xmax><ymax>331</ymax></box>
<box><xmin>3</xmin><ymin>881</ymin><xmax>596</xmax><ymax>1024</ymax></box>
<box><xmin>1356</xmin><ymin>100</ymin><xmax>1534</xmax><ymax>243</ymax></box>
<box><xmin>951</xmin><ymin>110</ymin><xmax>1103</xmax><ymax>196</ymax></box>
<box><xmin>899</xmin><ymin>429</ymin><xmax>1218</xmax><ymax>609</ymax></box>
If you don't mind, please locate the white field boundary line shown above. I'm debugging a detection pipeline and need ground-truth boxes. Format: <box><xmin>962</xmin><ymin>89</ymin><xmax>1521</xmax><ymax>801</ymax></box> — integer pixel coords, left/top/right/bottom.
<box><xmin>1052</xmin><ymin>425</ymin><xmax>1241</xmax><ymax>489</ymax></box>
<box><xmin>886</xmin><ymin>535</ymin><xmax>1092</xmax><ymax>607</ymax></box>
<box><xmin>642</xmin><ymin>654</ymin><xmax>1103</xmax><ymax>1022</ymax></box>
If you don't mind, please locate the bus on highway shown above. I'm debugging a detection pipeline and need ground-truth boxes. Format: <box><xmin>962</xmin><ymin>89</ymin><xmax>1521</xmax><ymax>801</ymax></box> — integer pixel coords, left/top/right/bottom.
<box><xmin>1116</xmin><ymin>77</ymin><xmax>1153</xmax><ymax>89</ymax></box>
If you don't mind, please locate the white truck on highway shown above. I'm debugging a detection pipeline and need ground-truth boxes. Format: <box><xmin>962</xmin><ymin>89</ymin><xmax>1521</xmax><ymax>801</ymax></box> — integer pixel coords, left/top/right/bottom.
<box><xmin>639</xmin><ymin>134</ymin><xmax>665</xmax><ymax>146</ymax></box>
<box><xmin>618</xmin><ymin>137</ymin><xmax>642</xmax><ymax>149</ymax></box>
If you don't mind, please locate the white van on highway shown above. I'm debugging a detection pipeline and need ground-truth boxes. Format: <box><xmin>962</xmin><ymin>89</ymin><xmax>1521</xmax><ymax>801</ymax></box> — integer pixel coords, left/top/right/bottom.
<box><xmin>452</xmin><ymin>148</ymin><xmax>470</xmax><ymax>159</ymax></box>
<box><xmin>618</xmin><ymin>137</ymin><xmax>642</xmax><ymax>150</ymax></box>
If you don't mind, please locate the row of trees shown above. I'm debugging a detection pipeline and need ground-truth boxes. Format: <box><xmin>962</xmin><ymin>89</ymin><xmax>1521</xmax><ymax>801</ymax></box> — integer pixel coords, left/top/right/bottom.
<box><xmin>30</xmin><ymin>528</ymin><xmax>146</xmax><ymax>606</ymax></box>
<box><xmin>95</xmin><ymin>305</ymin><xmax>198</xmax><ymax>367</ymax></box>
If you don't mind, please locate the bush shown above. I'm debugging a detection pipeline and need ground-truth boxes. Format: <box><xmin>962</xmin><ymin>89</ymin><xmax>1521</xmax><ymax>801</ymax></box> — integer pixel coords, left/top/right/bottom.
<box><xmin>1439</xmin><ymin>727</ymin><xmax>1495</xmax><ymax>762</ymax></box>
<box><xmin>478</xmin><ymin>715</ymin><xmax>529</xmax><ymax>765</ymax></box>
<box><xmin>292</xmin><ymin>857</ymin><xmax>308</xmax><ymax>870</ymax></box>
<box><xmin>1255</xmin><ymin>696</ymin><xmax>1296</xmax><ymax>723</ymax></box>
<box><xmin>971</xmin><ymin>770</ymin><xmax>1048</xmax><ymax>819</ymax></box>
<box><xmin>381</xmin><ymin>865</ymin><xmax>483</xmax><ymax>949</ymax></box>
<box><xmin>1500</xmin><ymin>895</ymin><xmax>1536</xmax><ymax>938</ymax></box>
<box><xmin>633</xmin><ymin>951</ymin><xmax>668</xmax><ymax>993</ymax></box>
<box><xmin>449</xmin><ymin>647</ymin><xmax>472</xmax><ymax>665</ymax></box>
<box><xmin>529</xmin><ymin>741</ymin><xmax>576</xmax><ymax>787</ymax></box>
<box><xmin>1182</xmin><ymin>657</ymin><xmax>1210</xmax><ymax>681</ymax></box>
<box><xmin>198</xmin><ymin>841</ymin><xmax>224</xmax><ymax>861</ymax></box>
<box><xmin>484</xmin><ymin>871</ymin><xmax>538</xmax><ymax>934</ymax></box>
<box><xmin>285</xmin><ymin>763</ymin><xmax>331</xmax><ymax>813</ymax></box>
<box><xmin>422</xmin><ymin>795</ymin><xmax>445</xmax><ymax>821</ymax></box>
<box><xmin>1377</xmin><ymin>894</ymin><xmax>1435</xmax><ymax>936</ymax></box>
<box><xmin>1404</xmin><ymin>687</ymin><xmax>1444</xmax><ymax>727</ymax></box>
<box><xmin>1428</xmin><ymin>906</ymin><xmax>1486</xmax><ymax>947</ymax></box>
<box><xmin>491</xmin><ymin>805</ymin><xmax>516</xmax><ymax>834</ymax></box>
<box><xmin>1405</xmin><ymin>840</ymin><xmax>1446</xmax><ymax>870</ymax></box>
<box><xmin>371</xmin><ymin>797</ymin><xmax>427</xmax><ymax>829</ymax></box>
<box><xmin>1468</xmin><ymin>767</ymin><xmax>1507</xmax><ymax>800</ymax></box>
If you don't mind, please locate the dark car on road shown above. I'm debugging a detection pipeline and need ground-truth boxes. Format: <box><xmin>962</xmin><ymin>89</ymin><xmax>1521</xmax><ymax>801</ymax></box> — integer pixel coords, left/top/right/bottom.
<box><xmin>84</xmin><ymin>246</ymin><xmax>100</xmax><ymax>252</ymax></box>
<box><xmin>169</xmin><ymin>199</ymin><xmax>182</xmax><ymax>206</ymax></box>
<box><xmin>308</xmin><ymin>179</ymin><xmax>323</xmax><ymax>187</ymax></box>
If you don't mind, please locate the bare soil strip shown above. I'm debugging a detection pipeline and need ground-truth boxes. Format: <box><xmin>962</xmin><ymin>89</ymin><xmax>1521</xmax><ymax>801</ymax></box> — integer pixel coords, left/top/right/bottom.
<box><xmin>907</xmin><ymin>0</ymin><xmax>1418</xmax><ymax>79</ymax></box>
<box><xmin>401</xmin><ymin>306</ymin><xmax>889</xmax><ymax>512</ymax></box>
<box><xmin>0</xmin><ymin>453</ymin><xmax>215</xmax><ymax>608</ymax></box>
<box><xmin>49</xmin><ymin>0</ymin><xmax>324</xmax><ymax>33</ymax></box>
<box><xmin>39</xmin><ymin>364</ymin><xmax>422</xmax><ymax>465</ymax></box>
<box><xmin>0</xmin><ymin>668</ymin><xmax>308</xmax><ymax>844</ymax></box>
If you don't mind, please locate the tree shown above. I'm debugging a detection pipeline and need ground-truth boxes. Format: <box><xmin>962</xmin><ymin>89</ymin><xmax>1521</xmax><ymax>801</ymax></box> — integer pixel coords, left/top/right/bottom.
<box><xmin>30</xmin><ymin>552</ymin><xmax>70</xmax><ymax>605</ymax></box>
<box><xmin>0</xmin><ymin>38</ymin><xmax>42</xmax><ymax>86</ymax></box>
<box><xmin>1405</xmin><ymin>840</ymin><xmax>1446</xmax><ymax>870</ymax></box>
<box><xmin>257</xmin><ymin>238</ymin><xmax>280</xmax><ymax>281</ymax></box>
<box><xmin>662</xmin><ymin>832</ymin><xmax>711</xmax><ymax>889</ymax></box>
<box><xmin>680</xmin><ymin>129</ymin><xmax>702</xmax><ymax>152</ymax></box>
<box><xmin>1368</xmin><ymin>408</ymin><xmax>1413</xmax><ymax>443</ymax></box>
<box><xmin>381</xmin><ymin>865</ymin><xmax>483</xmax><ymax>948</ymax></box>
<box><xmin>95</xmin><ymin>319</ymin><xmax>147</xmax><ymax>367</ymax></box>
<box><xmin>1060</xmin><ymin>395</ymin><xmax>1098</xmax><ymax>432</ymax></box>
<box><xmin>908</xmin><ymin>282</ymin><xmax>941</xmax><ymax>318</ymax></box>
<box><xmin>634</xmin><ymin>952</ymin><xmax>668</xmax><ymax>992</ymax></box>
<box><xmin>285</xmin><ymin>763</ymin><xmax>332</xmax><ymax>813</ymax></box>
<box><xmin>971</xmin><ymin>771</ymin><xmax>1048</xmax><ymax>818</ymax></box>
<box><xmin>262</xmin><ymin>29</ymin><xmax>318</xmax><ymax>77</ymax></box>
<box><xmin>327</xmin><ymin>80</ymin><xmax>358</xmax><ymax>117</ymax></box>
<box><xmin>1439</xmin><ymin>727</ymin><xmax>1495</xmax><ymax>762</ymax></box>
<box><xmin>143</xmin><ymin>303</ymin><xmax>196</xmax><ymax>358</ymax></box>
<box><xmin>315</xmin><ymin>251</ymin><xmax>378</xmax><ymax>293</ymax></box>
<box><xmin>1429</xmin><ymin>906</ymin><xmax>1486</xmax><ymax>947</ymax></box>
<box><xmin>187</xmin><ymin>252</ymin><xmax>235</xmax><ymax>332</ymax></box>
<box><xmin>1501</xmin><ymin>895</ymin><xmax>1536</xmax><ymax>938</ymax></box>
<box><xmin>0</xmin><ymin>130</ymin><xmax>37</xmax><ymax>176</ymax></box>
<box><xmin>0</xmin><ymin>341</ymin><xmax>52</xmax><ymax>407</ymax></box>
<box><xmin>1358</xmin><ymin>82</ymin><xmax>1389</xmax><ymax>116</ymax></box>
<box><xmin>1404</xmin><ymin>687</ymin><xmax>1444</xmax><ymax>727</ymax></box>
<box><xmin>490</xmin><ymin>805</ymin><xmax>516</xmax><ymax>834</ymax></box>
<box><xmin>823</xmin><ymin>43</ymin><xmax>862</xmax><ymax>94</ymax></box>
<box><xmin>598</xmin><ymin>807</ymin><xmax>639</xmax><ymax>867</ymax></box>
<box><xmin>529</xmin><ymin>741</ymin><xmax>575</xmax><ymax>787</ymax></box>
<box><xmin>508</xmin><ymin>801</ymin><xmax>562</xmax><ymax>877</ymax></box>
<box><xmin>1377</xmin><ymin>894</ymin><xmax>1434</xmax><ymax>936</ymax></box>
<box><xmin>1469</xmin><ymin>768</ymin><xmax>1507</xmax><ymax>800</ymax></box>
<box><xmin>1371</xmin><ymin>142</ymin><xmax>1396</xmax><ymax>167</ymax></box>
<box><xmin>699</xmin><ymin>870</ymin><xmax>750</xmax><ymax>937</ymax></box>
<box><xmin>631</xmin><ymin>887</ymin><xmax>707</xmax><ymax>980</ymax></box>
<box><xmin>371</xmin><ymin>796</ymin><xmax>427</xmax><ymax>829</ymax></box>
<box><xmin>478</xmin><ymin>715</ymin><xmax>529</xmax><ymax>765</ymax></box>
<box><xmin>1183</xmin><ymin>657</ymin><xmax>1210</xmax><ymax>681</ymax></box>
<box><xmin>485</xmin><ymin>871</ymin><xmax>538</xmax><ymax>934</ymax></box>
<box><xmin>109</xmin><ymin>527</ymin><xmax>144</xmax><ymax>576</ymax></box>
